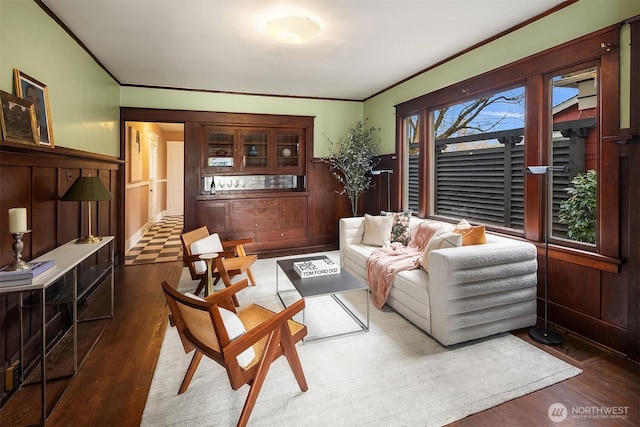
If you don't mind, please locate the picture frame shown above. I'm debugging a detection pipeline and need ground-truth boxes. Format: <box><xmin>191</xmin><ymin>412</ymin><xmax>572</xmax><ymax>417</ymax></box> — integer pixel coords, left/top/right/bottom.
<box><xmin>0</xmin><ymin>90</ymin><xmax>39</xmax><ymax>145</ymax></box>
<box><xmin>128</xmin><ymin>125</ymin><xmax>143</xmax><ymax>183</ymax></box>
<box><xmin>13</xmin><ymin>69</ymin><xmax>54</xmax><ymax>148</ymax></box>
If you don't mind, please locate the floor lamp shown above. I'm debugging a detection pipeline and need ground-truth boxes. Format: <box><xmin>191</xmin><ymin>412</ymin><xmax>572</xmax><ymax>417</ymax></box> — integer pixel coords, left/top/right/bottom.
<box><xmin>527</xmin><ymin>165</ymin><xmax>565</xmax><ymax>345</ymax></box>
<box><xmin>60</xmin><ymin>175</ymin><xmax>114</xmax><ymax>244</ymax></box>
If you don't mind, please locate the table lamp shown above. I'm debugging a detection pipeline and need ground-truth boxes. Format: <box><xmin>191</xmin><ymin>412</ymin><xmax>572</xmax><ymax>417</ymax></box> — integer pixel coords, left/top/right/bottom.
<box><xmin>60</xmin><ymin>175</ymin><xmax>113</xmax><ymax>244</ymax></box>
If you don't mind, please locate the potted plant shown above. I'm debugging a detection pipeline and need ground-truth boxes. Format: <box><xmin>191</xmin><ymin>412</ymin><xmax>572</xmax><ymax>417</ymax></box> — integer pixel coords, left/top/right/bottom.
<box><xmin>323</xmin><ymin>119</ymin><xmax>380</xmax><ymax>216</ymax></box>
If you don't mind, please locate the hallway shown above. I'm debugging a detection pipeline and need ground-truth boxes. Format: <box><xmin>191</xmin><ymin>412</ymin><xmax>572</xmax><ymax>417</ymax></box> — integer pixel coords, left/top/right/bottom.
<box><xmin>124</xmin><ymin>216</ymin><xmax>183</xmax><ymax>265</ymax></box>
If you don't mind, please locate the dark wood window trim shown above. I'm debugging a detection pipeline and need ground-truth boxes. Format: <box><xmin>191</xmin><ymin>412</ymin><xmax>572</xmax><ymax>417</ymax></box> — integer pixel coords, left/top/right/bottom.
<box><xmin>396</xmin><ymin>24</ymin><xmax>623</xmax><ymax>273</ymax></box>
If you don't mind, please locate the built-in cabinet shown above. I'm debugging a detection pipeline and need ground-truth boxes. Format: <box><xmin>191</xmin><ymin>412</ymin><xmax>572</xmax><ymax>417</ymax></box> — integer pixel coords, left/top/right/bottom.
<box><xmin>202</xmin><ymin>126</ymin><xmax>305</xmax><ymax>175</ymax></box>
<box><xmin>191</xmin><ymin>113</ymin><xmax>314</xmax><ymax>254</ymax></box>
<box><xmin>198</xmin><ymin>195</ymin><xmax>308</xmax><ymax>252</ymax></box>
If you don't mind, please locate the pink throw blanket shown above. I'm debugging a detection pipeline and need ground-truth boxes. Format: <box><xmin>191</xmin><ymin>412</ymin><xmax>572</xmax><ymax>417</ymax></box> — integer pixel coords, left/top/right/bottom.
<box><xmin>366</xmin><ymin>221</ymin><xmax>442</xmax><ymax>309</ymax></box>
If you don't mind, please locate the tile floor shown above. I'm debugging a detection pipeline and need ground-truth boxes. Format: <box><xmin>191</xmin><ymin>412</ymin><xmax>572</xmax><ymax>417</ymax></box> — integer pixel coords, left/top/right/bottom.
<box><xmin>124</xmin><ymin>215</ymin><xmax>184</xmax><ymax>265</ymax></box>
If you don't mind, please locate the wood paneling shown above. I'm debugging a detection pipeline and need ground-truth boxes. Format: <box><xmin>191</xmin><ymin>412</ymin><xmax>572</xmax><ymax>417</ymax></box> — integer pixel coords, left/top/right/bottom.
<box><xmin>0</xmin><ymin>142</ymin><xmax>123</xmax><ymax>405</ymax></box>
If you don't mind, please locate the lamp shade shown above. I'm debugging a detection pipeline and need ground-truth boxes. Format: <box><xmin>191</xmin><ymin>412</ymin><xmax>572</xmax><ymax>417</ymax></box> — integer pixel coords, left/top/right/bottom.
<box><xmin>60</xmin><ymin>176</ymin><xmax>113</xmax><ymax>202</ymax></box>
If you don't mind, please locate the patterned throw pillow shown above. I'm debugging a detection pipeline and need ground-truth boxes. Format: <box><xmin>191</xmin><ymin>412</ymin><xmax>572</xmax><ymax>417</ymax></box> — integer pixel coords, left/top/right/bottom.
<box><xmin>381</xmin><ymin>210</ymin><xmax>412</xmax><ymax>246</ymax></box>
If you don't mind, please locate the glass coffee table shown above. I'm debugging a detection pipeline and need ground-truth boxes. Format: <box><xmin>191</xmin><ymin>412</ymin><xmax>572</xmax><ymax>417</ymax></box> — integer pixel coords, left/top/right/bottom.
<box><xmin>276</xmin><ymin>255</ymin><xmax>369</xmax><ymax>342</ymax></box>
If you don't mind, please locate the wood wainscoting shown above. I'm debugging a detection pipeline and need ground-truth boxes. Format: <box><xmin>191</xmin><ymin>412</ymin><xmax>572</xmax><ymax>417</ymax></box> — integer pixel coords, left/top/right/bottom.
<box><xmin>0</xmin><ymin>140</ymin><xmax>123</xmax><ymax>407</ymax></box>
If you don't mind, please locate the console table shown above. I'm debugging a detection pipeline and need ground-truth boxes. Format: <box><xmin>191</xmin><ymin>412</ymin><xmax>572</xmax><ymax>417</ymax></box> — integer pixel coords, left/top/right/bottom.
<box><xmin>0</xmin><ymin>237</ymin><xmax>114</xmax><ymax>425</ymax></box>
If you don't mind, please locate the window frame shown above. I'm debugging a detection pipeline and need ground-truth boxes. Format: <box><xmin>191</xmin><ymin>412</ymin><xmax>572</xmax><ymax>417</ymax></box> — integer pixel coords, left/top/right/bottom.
<box><xmin>396</xmin><ymin>25</ymin><xmax>622</xmax><ymax>271</ymax></box>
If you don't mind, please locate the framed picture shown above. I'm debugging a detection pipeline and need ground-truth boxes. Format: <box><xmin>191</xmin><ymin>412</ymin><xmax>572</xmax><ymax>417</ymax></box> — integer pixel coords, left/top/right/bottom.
<box><xmin>13</xmin><ymin>69</ymin><xmax>54</xmax><ymax>147</ymax></box>
<box><xmin>0</xmin><ymin>90</ymin><xmax>39</xmax><ymax>145</ymax></box>
<box><xmin>129</xmin><ymin>125</ymin><xmax>143</xmax><ymax>183</ymax></box>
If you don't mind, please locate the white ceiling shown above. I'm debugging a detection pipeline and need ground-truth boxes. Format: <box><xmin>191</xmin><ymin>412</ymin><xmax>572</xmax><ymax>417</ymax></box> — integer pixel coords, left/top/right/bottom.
<box><xmin>41</xmin><ymin>0</ymin><xmax>568</xmax><ymax>101</ymax></box>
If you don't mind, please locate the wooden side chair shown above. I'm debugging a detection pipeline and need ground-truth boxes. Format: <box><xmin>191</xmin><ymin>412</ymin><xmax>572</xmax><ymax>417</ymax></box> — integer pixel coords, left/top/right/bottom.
<box><xmin>181</xmin><ymin>226</ymin><xmax>258</xmax><ymax>298</ymax></box>
<box><xmin>161</xmin><ymin>279</ymin><xmax>308</xmax><ymax>427</ymax></box>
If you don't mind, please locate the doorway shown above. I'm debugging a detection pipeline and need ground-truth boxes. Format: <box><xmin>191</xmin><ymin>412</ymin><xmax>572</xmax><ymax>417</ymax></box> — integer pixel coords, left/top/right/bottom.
<box><xmin>123</xmin><ymin>121</ymin><xmax>185</xmax><ymax>254</ymax></box>
<box><xmin>148</xmin><ymin>130</ymin><xmax>159</xmax><ymax>223</ymax></box>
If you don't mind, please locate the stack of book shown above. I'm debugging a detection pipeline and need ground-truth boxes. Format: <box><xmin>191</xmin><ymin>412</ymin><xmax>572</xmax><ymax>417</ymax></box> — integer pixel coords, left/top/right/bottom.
<box><xmin>293</xmin><ymin>257</ymin><xmax>340</xmax><ymax>278</ymax></box>
<box><xmin>0</xmin><ymin>260</ymin><xmax>56</xmax><ymax>287</ymax></box>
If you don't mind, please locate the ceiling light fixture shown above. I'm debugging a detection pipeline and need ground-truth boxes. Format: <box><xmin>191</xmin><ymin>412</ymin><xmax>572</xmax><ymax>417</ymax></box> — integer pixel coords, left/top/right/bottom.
<box><xmin>266</xmin><ymin>16</ymin><xmax>321</xmax><ymax>44</ymax></box>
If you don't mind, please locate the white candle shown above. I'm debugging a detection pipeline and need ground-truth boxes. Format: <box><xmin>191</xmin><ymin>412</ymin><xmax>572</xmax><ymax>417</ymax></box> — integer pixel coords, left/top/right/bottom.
<box><xmin>8</xmin><ymin>208</ymin><xmax>27</xmax><ymax>234</ymax></box>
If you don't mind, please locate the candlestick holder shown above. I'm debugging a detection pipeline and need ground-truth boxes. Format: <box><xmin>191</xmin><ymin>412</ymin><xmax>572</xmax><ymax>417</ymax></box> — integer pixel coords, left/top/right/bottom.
<box><xmin>5</xmin><ymin>230</ymin><xmax>31</xmax><ymax>271</ymax></box>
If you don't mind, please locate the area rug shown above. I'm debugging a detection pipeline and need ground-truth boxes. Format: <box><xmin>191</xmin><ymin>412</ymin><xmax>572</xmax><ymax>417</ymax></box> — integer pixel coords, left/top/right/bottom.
<box><xmin>142</xmin><ymin>251</ymin><xmax>581</xmax><ymax>427</ymax></box>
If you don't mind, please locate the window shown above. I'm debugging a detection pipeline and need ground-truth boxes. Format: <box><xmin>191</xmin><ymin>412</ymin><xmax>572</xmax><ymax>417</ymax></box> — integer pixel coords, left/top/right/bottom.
<box><xmin>430</xmin><ymin>86</ymin><xmax>525</xmax><ymax>230</ymax></box>
<box><xmin>549</xmin><ymin>66</ymin><xmax>598</xmax><ymax>246</ymax></box>
<box><xmin>405</xmin><ymin>114</ymin><xmax>420</xmax><ymax>212</ymax></box>
<box><xmin>396</xmin><ymin>27</ymin><xmax>620</xmax><ymax>258</ymax></box>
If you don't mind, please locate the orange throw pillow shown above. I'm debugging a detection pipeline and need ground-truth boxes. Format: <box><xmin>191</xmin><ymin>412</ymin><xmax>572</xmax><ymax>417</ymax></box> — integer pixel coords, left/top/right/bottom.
<box><xmin>452</xmin><ymin>219</ymin><xmax>487</xmax><ymax>246</ymax></box>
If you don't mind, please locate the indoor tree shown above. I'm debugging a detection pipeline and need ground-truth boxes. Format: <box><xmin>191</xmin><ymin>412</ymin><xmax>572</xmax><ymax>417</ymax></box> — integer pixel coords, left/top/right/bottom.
<box><xmin>323</xmin><ymin>119</ymin><xmax>380</xmax><ymax>217</ymax></box>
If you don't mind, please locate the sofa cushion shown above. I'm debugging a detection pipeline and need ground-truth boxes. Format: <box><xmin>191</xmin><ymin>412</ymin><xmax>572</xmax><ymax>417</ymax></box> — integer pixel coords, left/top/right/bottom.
<box><xmin>362</xmin><ymin>214</ymin><xmax>394</xmax><ymax>246</ymax></box>
<box><xmin>422</xmin><ymin>228</ymin><xmax>462</xmax><ymax>271</ymax></box>
<box><xmin>381</xmin><ymin>210</ymin><xmax>411</xmax><ymax>245</ymax></box>
<box><xmin>452</xmin><ymin>219</ymin><xmax>486</xmax><ymax>246</ymax></box>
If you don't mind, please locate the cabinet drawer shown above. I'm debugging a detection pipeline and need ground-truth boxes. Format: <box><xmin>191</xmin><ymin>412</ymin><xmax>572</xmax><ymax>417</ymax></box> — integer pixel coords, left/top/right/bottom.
<box><xmin>257</xmin><ymin>227</ymin><xmax>307</xmax><ymax>242</ymax></box>
<box><xmin>231</xmin><ymin>199</ymin><xmax>279</xmax><ymax>210</ymax></box>
<box><xmin>232</xmin><ymin>217</ymin><xmax>280</xmax><ymax>231</ymax></box>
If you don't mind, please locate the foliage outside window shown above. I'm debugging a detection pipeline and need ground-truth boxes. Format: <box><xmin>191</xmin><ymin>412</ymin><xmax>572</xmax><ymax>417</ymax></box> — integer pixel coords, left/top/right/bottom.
<box><xmin>558</xmin><ymin>170</ymin><xmax>597</xmax><ymax>244</ymax></box>
<box><xmin>323</xmin><ymin>119</ymin><xmax>380</xmax><ymax>217</ymax></box>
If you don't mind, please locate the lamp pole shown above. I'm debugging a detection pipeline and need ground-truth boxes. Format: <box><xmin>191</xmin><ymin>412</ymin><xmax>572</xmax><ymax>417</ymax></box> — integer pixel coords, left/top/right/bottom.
<box><xmin>527</xmin><ymin>165</ymin><xmax>564</xmax><ymax>345</ymax></box>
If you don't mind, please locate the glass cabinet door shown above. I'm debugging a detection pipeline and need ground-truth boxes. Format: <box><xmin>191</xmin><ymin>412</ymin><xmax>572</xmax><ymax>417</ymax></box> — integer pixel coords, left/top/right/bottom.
<box><xmin>204</xmin><ymin>127</ymin><xmax>235</xmax><ymax>170</ymax></box>
<box><xmin>275</xmin><ymin>130</ymin><xmax>304</xmax><ymax>170</ymax></box>
<box><xmin>241</xmin><ymin>130</ymin><xmax>268</xmax><ymax>169</ymax></box>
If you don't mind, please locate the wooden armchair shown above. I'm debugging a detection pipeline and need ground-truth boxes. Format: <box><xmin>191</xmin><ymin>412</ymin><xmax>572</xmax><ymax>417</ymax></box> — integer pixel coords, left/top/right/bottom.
<box><xmin>181</xmin><ymin>226</ymin><xmax>257</xmax><ymax>297</ymax></box>
<box><xmin>161</xmin><ymin>279</ymin><xmax>308</xmax><ymax>427</ymax></box>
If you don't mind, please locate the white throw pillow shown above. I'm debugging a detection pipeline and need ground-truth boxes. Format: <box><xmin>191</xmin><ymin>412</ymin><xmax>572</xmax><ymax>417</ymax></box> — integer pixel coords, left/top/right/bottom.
<box><xmin>422</xmin><ymin>228</ymin><xmax>462</xmax><ymax>271</ymax></box>
<box><xmin>218</xmin><ymin>307</ymin><xmax>256</xmax><ymax>368</ymax></box>
<box><xmin>361</xmin><ymin>214</ymin><xmax>394</xmax><ymax>246</ymax></box>
<box><xmin>190</xmin><ymin>233</ymin><xmax>224</xmax><ymax>274</ymax></box>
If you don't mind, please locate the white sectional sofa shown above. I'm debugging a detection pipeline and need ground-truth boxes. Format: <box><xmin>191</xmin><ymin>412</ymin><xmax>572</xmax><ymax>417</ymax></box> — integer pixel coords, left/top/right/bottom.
<box><xmin>339</xmin><ymin>216</ymin><xmax>539</xmax><ymax>346</ymax></box>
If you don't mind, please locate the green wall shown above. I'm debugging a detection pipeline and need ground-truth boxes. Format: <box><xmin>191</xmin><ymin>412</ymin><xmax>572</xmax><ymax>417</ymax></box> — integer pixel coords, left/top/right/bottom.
<box><xmin>120</xmin><ymin>87</ymin><xmax>363</xmax><ymax>158</ymax></box>
<box><xmin>1</xmin><ymin>0</ymin><xmax>638</xmax><ymax>158</ymax></box>
<box><xmin>364</xmin><ymin>0</ymin><xmax>640</xmax><ymax>154</ymax></box>
<box><xmin>0</xmin><ymin>0</ymin><xmax>120</xmax><ymax>156</ymax></box>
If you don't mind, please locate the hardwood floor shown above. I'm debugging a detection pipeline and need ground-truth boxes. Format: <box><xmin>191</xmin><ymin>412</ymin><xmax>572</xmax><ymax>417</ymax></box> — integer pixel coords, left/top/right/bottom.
<box><xmin>1</xmin><ymin>261</ymin><xmax>638</xmax><ymax>426</ymax></box>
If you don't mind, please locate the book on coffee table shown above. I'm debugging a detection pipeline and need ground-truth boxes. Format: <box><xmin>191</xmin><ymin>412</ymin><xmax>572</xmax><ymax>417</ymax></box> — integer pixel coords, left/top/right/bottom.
<box><xmin>293</xmin><ymin>257</ymin><xmax>340</xmax><ymax>278</ymax></box>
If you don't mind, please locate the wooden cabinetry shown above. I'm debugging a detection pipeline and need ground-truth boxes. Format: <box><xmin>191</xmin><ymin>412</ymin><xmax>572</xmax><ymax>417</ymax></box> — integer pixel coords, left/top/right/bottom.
<box><xmin>202</xmin><ymin>126</ymin><xmax>306</xmax><ymax>175</ymax></box>
<box><xmin>188</xmin><ymin>111</ymin><xmax>314</xmax><ymax>254</ymax></box>
<box><xmin>197</xmin><ymin>195</ymin><xmax>309</xmax><ymax>252</ymax></box>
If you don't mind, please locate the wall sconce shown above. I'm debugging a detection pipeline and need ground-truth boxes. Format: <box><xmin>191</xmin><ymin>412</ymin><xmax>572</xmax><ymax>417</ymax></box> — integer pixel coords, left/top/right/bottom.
<box><xmin>60</xmin><ymin>175</ymin><xmax>113</xmax><ymax>244</ymax></box>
